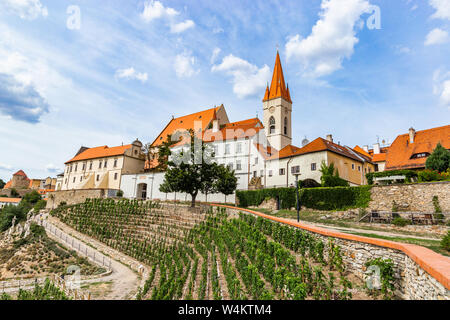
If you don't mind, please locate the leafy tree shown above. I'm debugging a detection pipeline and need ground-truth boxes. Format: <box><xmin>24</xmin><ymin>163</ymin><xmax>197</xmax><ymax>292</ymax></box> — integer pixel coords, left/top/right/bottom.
<box><xmin>22</xmin><ymin>190</ymin><xmax>42</xmax><ymax>206</ymax></box>
<box><xmin>215</xmin><ymin>165</ymin><xmax>238</xmax><ymax>204</ymax></box>
<box><xmin>0</xmin><ymin>204</ymin><xmax>27</xmax><ymax>231</ymax></box>
<box><xmin>160</xmin><ymin>129</ymin><xmax>237</xmax><ymax>207</ymax></box>
<box><xmin>319</xmin><ymin>161</ymin><xmax>349</xmax><ymax>187</ymax></box>
<box><xmin>0</xmin><ymin>179</ymin><xmax>5</xmax><ymax>189</ymax></box>
<box><xmin>425</xmin><ymin>142</ymin><xmax>450</xmax><ymax>173</ymax></box>
<box><xmin>10</xmin><ymin>188</ymin><xmax>19</xmax><ymax>198</ymax></box>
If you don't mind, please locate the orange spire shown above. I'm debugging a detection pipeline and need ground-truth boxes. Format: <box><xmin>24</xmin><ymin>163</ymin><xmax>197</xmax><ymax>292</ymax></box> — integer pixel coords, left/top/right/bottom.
<box><xmin>263</xmin><ymin>51</ymin><xmax>292</xmax><ymax>103</ymax></box>
<box><xmin>263</xmin><ymin>84</ymin><xmax>270</xmax><ymax>101</ymax></box>
<box><xmin>286</xmin><ymin>84</ymin><xmax>292</xmax><ymax>102</ymax></box>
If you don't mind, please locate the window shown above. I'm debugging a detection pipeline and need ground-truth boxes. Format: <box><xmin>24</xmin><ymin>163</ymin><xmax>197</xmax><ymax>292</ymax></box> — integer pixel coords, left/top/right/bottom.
<box><xmin>352</xmin><ymin>164</ymin><xmax>355</xmax><ymax>170</ymax></box>
<box><xmin>255</xmin><ymin>157</ymin><xmax>258</xmax><ymax>165</ymax></box>
<box><xmin>227</xmin><ymin>163</ymin><xmax>233</xmax><ymax>170</ymax></box>
<box><xmin>114</xmin><ymin>173</ymin><xmax>118</xmax><ymax>180</ymax></box>
<box><xmin>225</xmin><ymin>144</ymin><xmax>230</xmax><ymax>155</ymax></box>
<box><xmin>269</xmin><ymin>116</ymin><xmax>275</xmax><ymax>134</ymax></box>
<box><xmin>80</xmin><ymin>176</ymin><xmax>83</xmax><ymax>182</ymax></box>
<box><xmin>236</xmin><ymin>143</ymin><xmax>242</xmax><ymax>154</ymax></box>
<box><xmin>236</xmin><ymin>160</ymin><xmax>242</xmax><ymax>171</ymax></box>
<box><xmin>358</xmin><ymin>166</ymin><xmax>361</xmax><ymax>172</ymax></box>
<box><xmin>73</xmin><ymin>177</ymin><xmax>76</xmax><ymax>183</ymax></box>
<box><xmin>410</xmin><ymin>152</ymin><xmax>430</xmax><ymax>159</ymax></box>
<box><xmin>269</xmin><ymin>170</ymin><xmax>273</xmax><ymax>177</ymax></box>
<box><xmin>99</xmin><ymin>161</ymin><xmax>102</xmax><ymax>169</ymax></box>
<box><xmin>65</xmin><ymin>179</ymin><xmax>67</xmax><ymax>184</ymax></box>
<box><xmin>96</xmin><ymin>175</ymin><xmax>100</xmax><ymax>181</ymax></box>
<box><xmin>114</xmin><ymin>159</ymin><xmax>118</xmax><ymax>167</ymax></box>
<box><xmin>284</xmin><ymin>117</ymin><xmax>288</xmax><ymax>135</ymax></box>
<box><xmin>279</xmin><ymin>168</ymin><xmax>285</xmax><ymax>176</ymax></box>
<box><xmin>260</xmin><ymin>170</ymin><xmax>263</xmax><ymax>177</ymax></box>
<box><xmin>253</xmin><ymin>171</ymin><xmax>257</xmax><ymax>178</ymax></box>
<box><xmin>82</xmin><ymin>163</ymin><xmax>86</xmax><ymax>171</ymax></box>
<box><xmin>104</xmin><ymin>160</ymin><xmax>108</xmax><ymax>168</ymax></box>
<box><xmin>213</xmin><ymin>145</ymin><xmax>218</xmax><ymax>156</ymax></box>
<box><xmin>375</xmin><ymin>164</ymin><xmax>379</xmax><ymax>172</ymax></box>
<box><xmin>70</xmin><ymin>165</ymin><xmax>73</xmax><ymax>173</ymax></box>
<box><xmin>291</xmin><ymin>166</ymin><xmax>300</xmax><ymax>174</ymax></box>
<box><xmin>74</xmin><ymin>164</ymin><xmax>78</xmax><ymax>172</ymax></box>
<box><xmin>89</xmin><ymin>162</ymin><xmax>93</xmax><ymax>170</ymax></box>
<box><xmin>311</xmin><ymin>163</ymin><xmax>317</xmax><ymax>171</ymax></box>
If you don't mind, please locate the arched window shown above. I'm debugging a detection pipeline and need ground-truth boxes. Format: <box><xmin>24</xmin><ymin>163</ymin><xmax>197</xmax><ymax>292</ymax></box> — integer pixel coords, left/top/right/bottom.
<box><xmin>269</xmin><ymin>116</ymin><xmax>275</xmax><ymax>134</ymax></box>
<box><xmin>284</xmin><ymin>117</ymin><xmax>288</xmax><ymax>135</ymax></box>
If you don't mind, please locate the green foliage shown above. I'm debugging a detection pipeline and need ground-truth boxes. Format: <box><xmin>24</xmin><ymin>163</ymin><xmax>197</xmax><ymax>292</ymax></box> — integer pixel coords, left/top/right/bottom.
<box><xmin>299</xmin><ymin>186</ymin><xmax>372</xmax><ymax>211</ymax></box>
<box><xmin>365</xmin><ymin>258</ymin><xmax>396</xmax><ymax>300</ymax></box>
<box><xmin>215</xmin><ymin>165</ymin><xmax>238</xmax><ymax>201</ymax></box>
<box><xmin>0</xmin><ymin>204</ymin><xmax>27</xmax><ymax>231</ymax></box>
<box><xmin>432</xmin><ymin>196</ymin><xmax>442</xmax><ymax>214</ymax></box>
<box><xmin>298</xmin><ymin>179</ymin><xmax>321</xmax><ymax>188</ymax></box>
<box><xmin>0</xmin><ymin>178</ymin><xmax>5</xmax><ymax>189</ymax></box>
<box><xmin>366</xmin><ymin>170</ymin><xmax>418</xmax><ymax>185</ymax></box>
<box><xmin>116</xmin><ymin>190</ymin><xmax>124</xmax><ymax>198</ymax></box>
<box><xmin>321</xmin><ymin>175</ymin><xmax>350</xmax><ymax>187</ymax></box>
<box><xmin>33</xmin><ymin>199</ymin><xmax>47</xmax><ymax>213</ymax></box>
<box><xmin>391</xmin><ymin>217</ymin><xmax>409</xmax><ymax>227</ymax></box>
<box><xmin>418</xmin><ymin>169</ymin><xmax>447</xmax><ymax>182</ymax></box>
<box><xmin>237</xmin><ymin>186</ymin><xmax>372</xmax><ymax>211</ymax></box>
<box><xmin>22</xmin><ymin>190</ymin><xmax>42</xmax><ymax>205</ymax></box>
<box><xmin>441</xmin><ymin>231</ymin><xmax>450</xmax><ymax>252</ymax></box>
<box><xmin>425</xmin><ymin>142</ymin><xmax>450</xmax><ymax>173</ymax></box>
<box><xmin>10</xmin><ymin>188</ymin><xmax>19</xmax><ymax>198</ymax></box>
<box><xmin>236</xmin><ymin>187</ymin><xmax>296</xmax><ymax>209</ymax></box>
<box><xmin>391</xmin><ymin>200</ymin><xmax>398</xmax><ymax>212</ymax></box>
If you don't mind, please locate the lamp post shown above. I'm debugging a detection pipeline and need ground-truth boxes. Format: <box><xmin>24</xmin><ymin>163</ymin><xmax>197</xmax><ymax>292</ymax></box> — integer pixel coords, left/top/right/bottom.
<box><xmin>293</xmin><ymin>172</ymin><xmax>301</xmax><ymax>223</ymax></box>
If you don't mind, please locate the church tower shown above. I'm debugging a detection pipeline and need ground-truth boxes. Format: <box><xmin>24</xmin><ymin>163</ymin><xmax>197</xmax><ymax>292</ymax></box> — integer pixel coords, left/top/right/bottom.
<box><xmin>263</xmin><ymin>51</ymin><xmax>292</xmax><ymax>151</ymax></box>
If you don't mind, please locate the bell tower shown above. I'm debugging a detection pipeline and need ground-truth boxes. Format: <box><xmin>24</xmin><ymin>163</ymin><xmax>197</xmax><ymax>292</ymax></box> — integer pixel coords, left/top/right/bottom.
<box><xmin>263</xmin><ymin>51</ymin><xmax>292</xmax><ymax>151</ymax></box>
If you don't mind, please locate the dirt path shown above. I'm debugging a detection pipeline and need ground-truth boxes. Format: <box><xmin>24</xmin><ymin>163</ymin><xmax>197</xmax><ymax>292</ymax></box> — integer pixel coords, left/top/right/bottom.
<box><xmin>35</xmin><ymin>214</ymin><xmax>146</xmax><ymax>300</ymax></box>
<box><xmin>283</xmin><ymin>217</ymin><xmax>442</xmax><ymax>241</ymax></box>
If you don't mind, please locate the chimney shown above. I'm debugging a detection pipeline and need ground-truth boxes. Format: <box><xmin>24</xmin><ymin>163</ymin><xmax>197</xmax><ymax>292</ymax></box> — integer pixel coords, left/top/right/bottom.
<box><xmin>363</xmin><ymin>145</ymin><xmax>369</xmax><ymax>153</ymax></box>
<box><xmin>212</xmin><ymin>120</ymin><xmax>219</xmax><ymax>133</ymax></box>
<box><xmin>409</xmin><ymin>127</ymin><xmax>415</xmax><ymax>143</ymax></box>
<box><xmin>326</xmin><ymin>134</ymin><xmax>333</xmax><ymax>143</ymax></box>
<box><xmin>373</xmin><ymin>143</ymin><xmax>380</xmax><ymax>155</ymax></box>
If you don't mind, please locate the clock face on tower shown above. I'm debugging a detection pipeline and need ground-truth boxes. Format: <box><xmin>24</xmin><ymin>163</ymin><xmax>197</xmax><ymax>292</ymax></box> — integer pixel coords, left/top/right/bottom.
<box><xmin>269</xmin><ymin>106</ymin><xmax>275</xmax><ymax>114</ymax></box>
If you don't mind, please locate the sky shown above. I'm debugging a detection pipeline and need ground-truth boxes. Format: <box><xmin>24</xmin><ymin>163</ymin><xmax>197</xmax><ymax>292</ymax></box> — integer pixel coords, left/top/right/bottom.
<box><xmin>0</xmin><ymin>0</ymin><xmax>449</xmax><ymax>182</ymax></box>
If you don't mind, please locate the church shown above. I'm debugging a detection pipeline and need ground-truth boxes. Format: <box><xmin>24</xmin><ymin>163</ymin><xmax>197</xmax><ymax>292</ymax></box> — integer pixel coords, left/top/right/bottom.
<box><xmin>57</xmin><ymin>52</ymin><xmax>376</xmax><ymax>203</ymax></box>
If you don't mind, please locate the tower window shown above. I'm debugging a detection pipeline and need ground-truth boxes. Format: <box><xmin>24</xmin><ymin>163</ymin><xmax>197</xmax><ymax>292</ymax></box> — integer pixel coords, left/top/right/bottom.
<box><xmin>269</xmin><ymin>116</ymin><xmax>275</xmax><ymax>134</ymax></box>
<box><xmin>284</xmin><ymin>117</ymin><xmax>288</xmax><ymax>135</ymax></box>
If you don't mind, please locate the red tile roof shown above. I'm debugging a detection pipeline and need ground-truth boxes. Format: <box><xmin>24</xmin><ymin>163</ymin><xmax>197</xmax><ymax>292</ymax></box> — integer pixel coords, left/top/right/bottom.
<box><xmin>385</xmin><ymin>125</ymin><xmax>450</xmax><ymax>170</ymax></box>
<box><xmin>151</xmin><ymin>106</ymin><xmax>222</xmax><ymax>147</ymax></box>
<box><xmin>0</xmin><ymin>198</ymin><xmax>21</xmax><ymax>203</ymax></box>
<box><xmin>13</xmin><ymin>170</ymin><xmax>28</xmax><ymax>178</ymax></box>
<box><xmin>65</xmin><ymin>145</ymin><xmax>132</xmax><ymax>164</ymax></box>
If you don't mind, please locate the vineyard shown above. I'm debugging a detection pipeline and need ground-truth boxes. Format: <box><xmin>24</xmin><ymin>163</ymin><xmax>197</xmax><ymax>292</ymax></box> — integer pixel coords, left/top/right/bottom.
<box><xmin>1</xmin><ymin>278</ymin><xmax>70</xmax><ymax>300</ymax></box>
<box><xmin>51</xmin><ymin>199</ymin><xmax>371</xmax><ymax>300</ymax></box>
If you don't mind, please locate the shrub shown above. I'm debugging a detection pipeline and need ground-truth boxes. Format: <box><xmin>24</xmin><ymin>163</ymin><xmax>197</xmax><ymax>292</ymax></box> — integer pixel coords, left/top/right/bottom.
<box><xmin>425</xmin><ymin>142</ymin><xmax>450</xmax><ymax>173</ymax></box>
<box><xmin>10</xmin><ymin>188</ymin><xmax>19</xmax><ymax>198</ymax></box>
<box><xmin>299</xmin><ymin>186</ymin><xmax>372</xmax><ymax>211</ymax></box>
<box><xmin>236</xmin><ymin>188</ymin><xmax>296</xmax><ymax>209</ymax></box>
<box><xmin>441</xmin><ymin>231</ymin><xmax>450</xmax><ymax>252</ymax></box>
<box><xmin>116</xmin><ymin>190</ymin><xmax>124</xmax><ymax>198</ymax></box>
<box><xmin>366</xmin><ymin>170</ymin><xmax>418</xmax><ymax>185</ymax></box>
<box><xmin>391</xmin><ymin>217</ymin><xmax>408</xmax><ymax>227</ymax></box>
<box><xmin>321</xmin><ymin>175</ymin><xmax>350</xmax><ymax>187</ymax></box>
<box><xmin>432</xmin><ymin>196</ymin><xmax>442</xmax><ymax>213</ymax></box>
<box><xmin>418</xmin><ymin>169</ymin><xmax>442</xmax><ymax>182</ymax></box>
<box><xmin>299</xmin><ymin>179</ymin><xmax>321</xmax><ymax>188</ymax></box>
<box><xmin>365</xmin><ymin>258</ymin><xmax>396</xmax><ymax>300</ymax></box>
<box><xmin>33</xmin><ymin>200</ymin><xmax>47</xmax><ymax>213</ymax></box>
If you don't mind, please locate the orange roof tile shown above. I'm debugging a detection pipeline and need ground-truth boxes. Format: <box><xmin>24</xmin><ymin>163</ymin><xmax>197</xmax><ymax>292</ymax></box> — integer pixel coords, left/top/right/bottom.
<box><xmin>203</xmin><ymin>118</ymin><xmax>264</xmax><ymax>143</ymax></box>
<box><xmin>372</xmin><ymin>153</ymin><xmax>387</xmax><ymax>162</ymax></box>
<box><xmin>0</xmin><ymin>198</ymin><xmax>21</xmax><ymax>203</ymax></box>
<box><xmin>263</xmin><ymin>52</ymin><xmax>292</xmax><ymax>103</ymax></box>
<box><xmin>151</xmin><ymin>106</ymin><xmax>222</xmax><ymax>147</ymax></box>
<box><xmin>268</xmin><ymin>138</ymin><xmax>370</xmax><ymax>163</ymax></box>
<box><xmin>3</xmin><ymin>180</ymin><xmax>12</xmax><ymax>189</ymax></box>
<box><xmin>353</xmin><ymin>145</ymin><xmax>371</xmax><ymax>158</ymax></box>
<box><xmin>65</xmin><ymin>145</ymin><xmax>132</xmax><ymax>164</ymax></box>
<box><xmin>13</xmin><ymin>170</ymin><xmax>28</xmax><ymax>178</ymax></box>
<box><xmin>385</xmin><ymin>125</ymin><xmax>450</xmax><ymax>170</ymax></box>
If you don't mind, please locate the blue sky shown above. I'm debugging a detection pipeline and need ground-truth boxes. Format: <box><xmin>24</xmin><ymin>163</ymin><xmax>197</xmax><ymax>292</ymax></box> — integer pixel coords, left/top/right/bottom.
<box><xmin>0</xmin><ymin>0</ymin><xmax>449</xmax><ymax>182</ymax></box>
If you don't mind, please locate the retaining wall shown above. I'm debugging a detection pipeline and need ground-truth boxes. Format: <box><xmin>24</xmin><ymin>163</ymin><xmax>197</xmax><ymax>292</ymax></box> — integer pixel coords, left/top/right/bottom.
<box><xmin>215</xmin><ymin>204</ymin><xmax>450</xmax><ymax>300</ymax></box>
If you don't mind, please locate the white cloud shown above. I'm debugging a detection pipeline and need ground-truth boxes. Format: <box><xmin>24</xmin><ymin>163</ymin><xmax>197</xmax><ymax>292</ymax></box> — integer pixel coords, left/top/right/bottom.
<box><xmin>1</xmin><ymin>0</ymin><xmax>48</xmax><ymax>20</ymax></box>
<box><xmin>430</xmin><ymin>0</ymin><xmax>450</xmax><ymax>20</ymax></box>
<box><xmin>433</xmin><ymin>70</ymin><xmax>450</xmax><ymax>107</ymax></box>
<box><xmin>411</xmin><ymin>4</ymin><xmax>418</xmax><ymax>11</ymax></box>
<box><xmin>46</xmin><ymin>163</ymin><xmax>61</xmax><ymax>173</ymax></box>
<box><xmin>115</xmin><ymin>67</ymin><xmax>148</xmax><ymax>83</ymax></box>
<box><xmin>425</xmin><ymin>28</ymin><xmax>449</xmax><ymax>45</ymax></box>
<box><xmin>170</xmin><ymin>20</ymin><xmax>195</xmax><ymax>33</ymax></box>
<box><xmin>212</xmin><ymin>54</ymin><xmax>271</xmax><ymax>99</ymax></box>
<box><xmin>141</xmin><ymin>0</ymin><xmax>179</xmax><ymax>22</ymax></box>
<box><xmin>0</xmin><ymin>163</ymin><xmax>12</xmax><ymax>171</ymax></box>
<box><xmin>210</xmin><ymin>48</ymin><xmax>221</xmax><ymax>64</ymax></box>
<box><xmin>174</xmin><ymin>52</ymin><xmax>199</xmax><ymax>78</ymax></box>
<box><xmin>285</xmin><ymin>0</ymin><xmax>371</xmax><ymax>78</ymax></box>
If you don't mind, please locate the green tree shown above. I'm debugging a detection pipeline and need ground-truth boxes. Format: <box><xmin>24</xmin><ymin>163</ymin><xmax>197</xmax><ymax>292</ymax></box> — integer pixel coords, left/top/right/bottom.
<box><xmin>0</xmin><ymin>179</ymin><xmax>5</xmax><ymax>189</ymax></box>
<box><xmin>215</xmin><ymin>165</ymin><xmax>238</xmax><ymax>204</ymax></box>
<box><xmin>22</xmin><ymin>190</ymin><xmax>42</xmax><ymax>206</ymax></box>
<box><xmin>319</xmin><ymin>161</ymin><xmax>349</xmax><ymax>187</ymax></box>
<box><xmin>0</xmin><ymin>204</ymin><xmax>27</xmax><ymax>231</ymax></box>
<box><xmin>10</xmin><ymin>188</ymin><xmax>19</xmax><ymax>198</ymax></box>
<box><xmin>425</xmin><ymin>142</ymin><xmax>450</xmax><ymax>173</ymax></box>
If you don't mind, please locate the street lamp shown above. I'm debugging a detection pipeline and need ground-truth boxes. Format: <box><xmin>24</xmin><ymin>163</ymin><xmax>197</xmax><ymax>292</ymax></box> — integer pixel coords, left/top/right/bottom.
<box><xmin>293</xmin><ymin>172</ymin><xmax>301</xmax><ymax>223</ymax></box>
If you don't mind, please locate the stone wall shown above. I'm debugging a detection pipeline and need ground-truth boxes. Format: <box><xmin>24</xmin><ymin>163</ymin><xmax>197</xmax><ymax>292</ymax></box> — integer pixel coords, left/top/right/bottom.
<box><xmin>218</xmin><ymin>205</ymin><xmax>450</xmax><ymax>300</ymax></box>
<box><xmin>45</xmin><ymin>189</ymin><xmax>110</xmax><ymax>209</ymax></box>
<box><xmin>369</xmin><ymin>181</ymin><xmax>450</xmax><ymax>213</ymax></box>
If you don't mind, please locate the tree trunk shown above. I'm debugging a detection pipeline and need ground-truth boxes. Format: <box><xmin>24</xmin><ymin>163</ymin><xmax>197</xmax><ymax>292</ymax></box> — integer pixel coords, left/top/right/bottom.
<box><xmin>191</xmin><ymin>193</ymin><xmax>197</xmax><ymax>207</ymax></box>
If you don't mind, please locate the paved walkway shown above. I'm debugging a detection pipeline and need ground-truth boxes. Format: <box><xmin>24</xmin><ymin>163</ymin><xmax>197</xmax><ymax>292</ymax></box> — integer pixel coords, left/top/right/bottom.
<box><xmin>34</xmin><ymin>214</ymin><xmax>146</xmax><ymax>300</ymax></box>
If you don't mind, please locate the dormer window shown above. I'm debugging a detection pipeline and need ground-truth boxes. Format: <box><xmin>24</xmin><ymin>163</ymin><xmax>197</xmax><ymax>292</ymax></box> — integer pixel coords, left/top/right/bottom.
<box><xmin>410</xmin><ymin>152</ymin><xmax>430</xmax><ymax>159</ymax></box>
